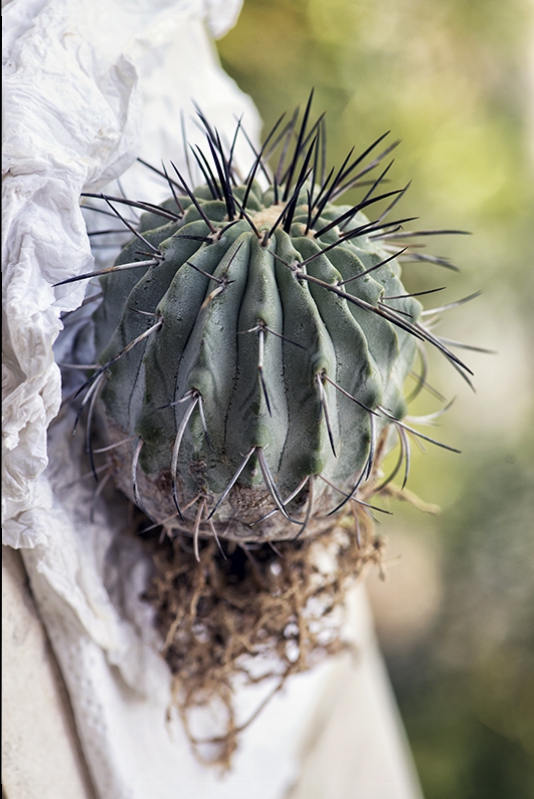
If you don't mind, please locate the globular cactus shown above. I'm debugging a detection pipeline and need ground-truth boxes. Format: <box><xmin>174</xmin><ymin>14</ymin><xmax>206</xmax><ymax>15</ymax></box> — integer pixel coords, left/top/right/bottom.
<box><xmin>66</xmin><ymin>97</ymin><xmax>472</xmax><ymax>546</ymax></box>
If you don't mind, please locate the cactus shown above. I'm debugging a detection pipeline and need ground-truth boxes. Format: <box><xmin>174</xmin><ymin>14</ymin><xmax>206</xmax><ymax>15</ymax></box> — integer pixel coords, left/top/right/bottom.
<box><xmin>65</xmin><ymin>96</ymin><xmax>472</xmax><ymax>547</ymax></box>
<box><xmin>55</xmin><ymin>96</ymin><xmax>479</xmax><ymax>764</ymax></box>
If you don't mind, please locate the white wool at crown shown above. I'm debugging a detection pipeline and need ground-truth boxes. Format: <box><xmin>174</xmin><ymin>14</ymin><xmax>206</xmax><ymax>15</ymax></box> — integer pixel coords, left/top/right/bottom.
<box><xmin>2</xmin><ymin>2</ymin><xmax>423</xmax><ymax>798</ymax></box>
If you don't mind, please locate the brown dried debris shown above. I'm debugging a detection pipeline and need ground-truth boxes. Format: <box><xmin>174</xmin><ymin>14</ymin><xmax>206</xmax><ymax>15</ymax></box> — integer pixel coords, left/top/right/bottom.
<box><xmin>141</xmin><ymin>503</ymin><xmax>385</xmax><ymax>770</ymax></box>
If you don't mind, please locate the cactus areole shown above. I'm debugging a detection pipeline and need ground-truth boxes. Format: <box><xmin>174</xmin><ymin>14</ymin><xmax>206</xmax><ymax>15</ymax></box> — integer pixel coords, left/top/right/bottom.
<box><xmin>76</xmin><ymin>98</ymin><xmax>472</xmax><ymax>544</ymax></box>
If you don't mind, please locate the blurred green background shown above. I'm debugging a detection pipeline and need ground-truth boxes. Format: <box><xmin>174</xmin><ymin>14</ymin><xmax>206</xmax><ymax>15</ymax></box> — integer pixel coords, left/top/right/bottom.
<box><xmin>217</xmin><ymin>1</ymin><xmax>534</xmax><ymax>796</ymax></box>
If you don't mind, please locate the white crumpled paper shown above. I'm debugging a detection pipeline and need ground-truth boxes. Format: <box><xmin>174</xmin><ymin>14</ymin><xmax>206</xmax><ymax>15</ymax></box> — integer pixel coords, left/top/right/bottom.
<box><xmin>2</xmin><ymin>2</ymin><xmax>423</xmax><ymax>797</ymax></box>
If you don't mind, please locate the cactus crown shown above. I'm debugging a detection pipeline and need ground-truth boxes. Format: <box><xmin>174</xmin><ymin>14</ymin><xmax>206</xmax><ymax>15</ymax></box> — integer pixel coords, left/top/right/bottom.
<box><xmin>66</xmin><ymin>93</ymin><xmax>473</xmax><ymax>545</ymax></box>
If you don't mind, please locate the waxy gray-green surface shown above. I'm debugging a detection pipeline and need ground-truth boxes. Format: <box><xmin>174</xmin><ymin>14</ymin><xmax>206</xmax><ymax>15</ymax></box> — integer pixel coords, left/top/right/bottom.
<box><xmin>93</xmin><ymin>182</ymin><xmax>421</xmax><ymax>537</ymax></box>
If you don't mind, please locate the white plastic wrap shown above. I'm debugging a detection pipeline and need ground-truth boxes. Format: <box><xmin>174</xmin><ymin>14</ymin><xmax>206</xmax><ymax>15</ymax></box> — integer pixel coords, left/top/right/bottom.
<box><xmin>2</xmin><ymin>2</ymin><xmax>423</xmax><ymax>797</ymax></box>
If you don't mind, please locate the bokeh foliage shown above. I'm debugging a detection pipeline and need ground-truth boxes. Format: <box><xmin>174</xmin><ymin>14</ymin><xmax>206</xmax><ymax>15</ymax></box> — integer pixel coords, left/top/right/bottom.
<box><xmin>217</xmin><ymin>1</ymin><xmax>534</xmax><ymax>795</ymax></box>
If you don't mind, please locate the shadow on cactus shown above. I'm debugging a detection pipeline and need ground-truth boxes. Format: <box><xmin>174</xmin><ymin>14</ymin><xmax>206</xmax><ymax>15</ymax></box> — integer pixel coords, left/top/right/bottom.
<box><xmin>62</xmin><ymin>92</ymin><xmax>481</xmax><ymax>767</ymax></box>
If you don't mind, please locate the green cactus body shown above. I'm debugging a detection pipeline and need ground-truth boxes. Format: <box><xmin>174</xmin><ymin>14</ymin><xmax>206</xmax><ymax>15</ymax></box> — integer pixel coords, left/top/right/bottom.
<box><xmin>81</xmin><ymin>103</ymin><xmax>470</xmax><ymax>543</ymax></box>
<box><xmin>91</xmin><ymin>182</ymin><xmax>421</xmax><ymax>542</ymax></box>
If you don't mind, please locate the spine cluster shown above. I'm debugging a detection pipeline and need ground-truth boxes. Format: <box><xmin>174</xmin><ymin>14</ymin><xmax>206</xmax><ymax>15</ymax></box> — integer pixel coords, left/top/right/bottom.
<box><xmin>58</xmin><ymin>93</ymin><xmax>475</xmax><ymax>545</ymax></box>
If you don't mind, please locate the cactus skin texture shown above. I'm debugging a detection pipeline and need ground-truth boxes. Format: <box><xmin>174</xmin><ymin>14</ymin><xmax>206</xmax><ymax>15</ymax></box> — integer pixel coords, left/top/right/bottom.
<box><xmin>80</xmin><ymin>99</ymin><xmax>471</xmax><ymax>543</ymax></box>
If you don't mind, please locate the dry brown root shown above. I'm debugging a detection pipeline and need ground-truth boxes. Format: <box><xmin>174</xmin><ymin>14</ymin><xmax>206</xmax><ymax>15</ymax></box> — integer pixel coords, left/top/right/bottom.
<box><xmin>141</xmin><ymin>503</ymin><xmax>385</xmax><ymax>770</ymax></box>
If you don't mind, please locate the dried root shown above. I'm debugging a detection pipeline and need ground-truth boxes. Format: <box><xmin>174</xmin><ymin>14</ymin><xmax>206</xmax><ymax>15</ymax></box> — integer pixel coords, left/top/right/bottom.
<box><xmin>141</xmin><ymin>503</ymin><xmax>384</xmax><ymax>769</ymax></box>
